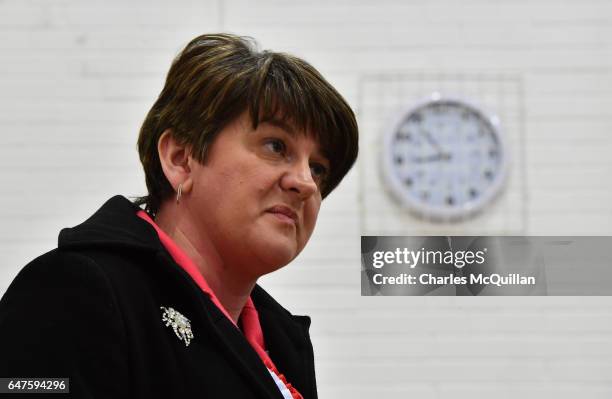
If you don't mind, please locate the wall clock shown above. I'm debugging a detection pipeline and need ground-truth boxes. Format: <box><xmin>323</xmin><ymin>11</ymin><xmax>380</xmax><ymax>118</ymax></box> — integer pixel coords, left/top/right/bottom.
<box><xmin>381</xmin><ymin>93</ymin><xmax>508</xmax><ymax>221</ymax></box>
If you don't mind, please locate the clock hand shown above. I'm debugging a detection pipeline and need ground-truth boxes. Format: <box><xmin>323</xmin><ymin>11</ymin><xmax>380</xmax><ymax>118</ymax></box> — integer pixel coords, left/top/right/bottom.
<box><xmin>421</xmin><ymin>129</ymin><xmax>451</xmax><ymax>158</ymax></box>
<box><xmin>412</xmin><ymin>153</ymin><xmax>452</xmax><ymax>163</ymax></box>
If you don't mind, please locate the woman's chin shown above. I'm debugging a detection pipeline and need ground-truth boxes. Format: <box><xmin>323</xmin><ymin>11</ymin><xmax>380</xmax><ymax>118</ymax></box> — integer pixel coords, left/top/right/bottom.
<box><xmin>245</xmin><ymin>235</ymin><xmax>299</xmax><ymax>276</ymax></box>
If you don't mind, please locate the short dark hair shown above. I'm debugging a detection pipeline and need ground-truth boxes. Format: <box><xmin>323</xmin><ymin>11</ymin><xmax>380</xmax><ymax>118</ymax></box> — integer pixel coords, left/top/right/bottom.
<box><xmin>136</xmin><ymin>33</ymin><xmax>358</xmax><ymax>215</ymax></box>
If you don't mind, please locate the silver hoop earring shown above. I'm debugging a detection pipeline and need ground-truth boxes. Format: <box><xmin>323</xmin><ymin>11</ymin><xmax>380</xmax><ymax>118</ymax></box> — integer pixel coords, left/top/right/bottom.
<box><xmin>176</xmin><ymin>183</ymin><xmax>183</xmax><ymax>204</ymax></box>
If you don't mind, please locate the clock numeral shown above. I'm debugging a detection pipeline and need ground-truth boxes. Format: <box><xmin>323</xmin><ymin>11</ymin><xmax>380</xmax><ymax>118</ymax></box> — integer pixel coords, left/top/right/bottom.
<box><xmin>409</xmin><ymin>113</ymin><xmax>422</xmax><ymax>124</ymax></box>
<box><xmin>396</xmin><ymin>132</ymin><xmax>412</xmax><ymax>141</ymax></box>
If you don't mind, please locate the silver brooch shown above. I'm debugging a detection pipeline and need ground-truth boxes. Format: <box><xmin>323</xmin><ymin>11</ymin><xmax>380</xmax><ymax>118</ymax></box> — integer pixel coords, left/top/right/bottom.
<box><xmin>160</xmin><ymin>306</ymin><xmax>194</xmax><ymax>347</ymax></box>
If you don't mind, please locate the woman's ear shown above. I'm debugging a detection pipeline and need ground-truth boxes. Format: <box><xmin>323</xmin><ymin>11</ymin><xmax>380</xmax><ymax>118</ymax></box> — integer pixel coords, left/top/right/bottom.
<box><xmin>157</xmin><ymin>129</ymin><xmax>193</xmax><ymax>194</ymax></box>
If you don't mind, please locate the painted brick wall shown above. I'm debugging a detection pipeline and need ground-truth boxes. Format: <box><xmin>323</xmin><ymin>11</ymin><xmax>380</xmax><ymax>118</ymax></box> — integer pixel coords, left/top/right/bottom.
<box><xmin>1</xmin><ymin>1</ymin><xmax>611</xmax><ymax>398</ymax></box>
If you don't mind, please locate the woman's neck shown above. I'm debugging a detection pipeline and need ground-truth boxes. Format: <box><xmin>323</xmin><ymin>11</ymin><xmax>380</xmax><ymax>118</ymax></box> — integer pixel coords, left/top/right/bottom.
<box><xmin>154</xmin><ymin>203</ymin><xmax>256</xmax><ymax>324</ymax></box>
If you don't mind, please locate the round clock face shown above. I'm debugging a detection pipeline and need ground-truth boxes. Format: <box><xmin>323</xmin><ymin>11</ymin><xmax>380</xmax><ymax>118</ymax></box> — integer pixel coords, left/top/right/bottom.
<box><xmin>382</xmin><ymin>96</ymin><xmax>507</xmax><ymax>220</ymax></box>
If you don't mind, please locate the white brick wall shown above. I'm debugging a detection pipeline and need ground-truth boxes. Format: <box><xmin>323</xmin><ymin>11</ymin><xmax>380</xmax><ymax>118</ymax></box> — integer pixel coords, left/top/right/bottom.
<box><xmin>1</xmin><ymin>1</ymin><xmax>612</xmax><ymax>398</ymax></box>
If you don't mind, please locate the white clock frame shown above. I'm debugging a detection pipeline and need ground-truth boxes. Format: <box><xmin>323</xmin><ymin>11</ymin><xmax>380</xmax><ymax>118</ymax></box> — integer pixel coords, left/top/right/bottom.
<box><xmin>380</xmin><ymin>92</ymin><xmax>509</xmax><ymax>221</ymax></box>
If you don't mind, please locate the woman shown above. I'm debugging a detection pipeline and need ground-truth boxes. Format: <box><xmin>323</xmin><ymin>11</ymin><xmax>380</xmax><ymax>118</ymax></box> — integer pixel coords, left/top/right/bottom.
<box><xmin>0</xmin><ymin>34</ymin><xmax>358</xmax><ymax>398</ymax></box>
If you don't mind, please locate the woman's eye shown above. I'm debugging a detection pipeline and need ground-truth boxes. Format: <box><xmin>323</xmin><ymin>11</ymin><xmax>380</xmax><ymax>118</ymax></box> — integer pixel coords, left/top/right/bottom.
<box><xmin>264</xmin><ymin>138</ymin><xmax>286</xmax><ymax>155</ymax></box>
<box><xmin>310</xmin><ymin>163</ymin><xmax>328</xmax><ymax>180</ymax></box>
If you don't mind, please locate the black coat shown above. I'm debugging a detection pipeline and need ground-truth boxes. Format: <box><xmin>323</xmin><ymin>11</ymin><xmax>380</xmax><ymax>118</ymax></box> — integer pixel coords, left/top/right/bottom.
<box><xmin>0</xmin><ymin>196</ymin><xmax>318</xmax><ymax>398</ymax></box>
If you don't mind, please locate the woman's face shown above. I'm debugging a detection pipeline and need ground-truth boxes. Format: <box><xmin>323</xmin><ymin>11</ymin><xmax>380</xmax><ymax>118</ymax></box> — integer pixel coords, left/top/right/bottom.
<box><xmin>184</xmin><ymin>112</ymin><xmax>329</xmax><ymax>279</ymax></box>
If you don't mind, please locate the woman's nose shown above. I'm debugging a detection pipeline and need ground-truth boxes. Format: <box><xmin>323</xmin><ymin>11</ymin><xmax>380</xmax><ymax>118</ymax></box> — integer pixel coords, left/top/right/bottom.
<box><xmin>281</xmin><ymin>160</ymin><xmax>318</xmax><ymax>199</ymax></box>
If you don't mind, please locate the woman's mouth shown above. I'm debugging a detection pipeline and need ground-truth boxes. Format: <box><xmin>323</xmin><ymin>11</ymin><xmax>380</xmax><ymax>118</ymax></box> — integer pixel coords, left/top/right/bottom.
<box><xmin>266</xmin><ymin>205</ymin><xmax>298</xmax><ymax>225</ymax></box>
